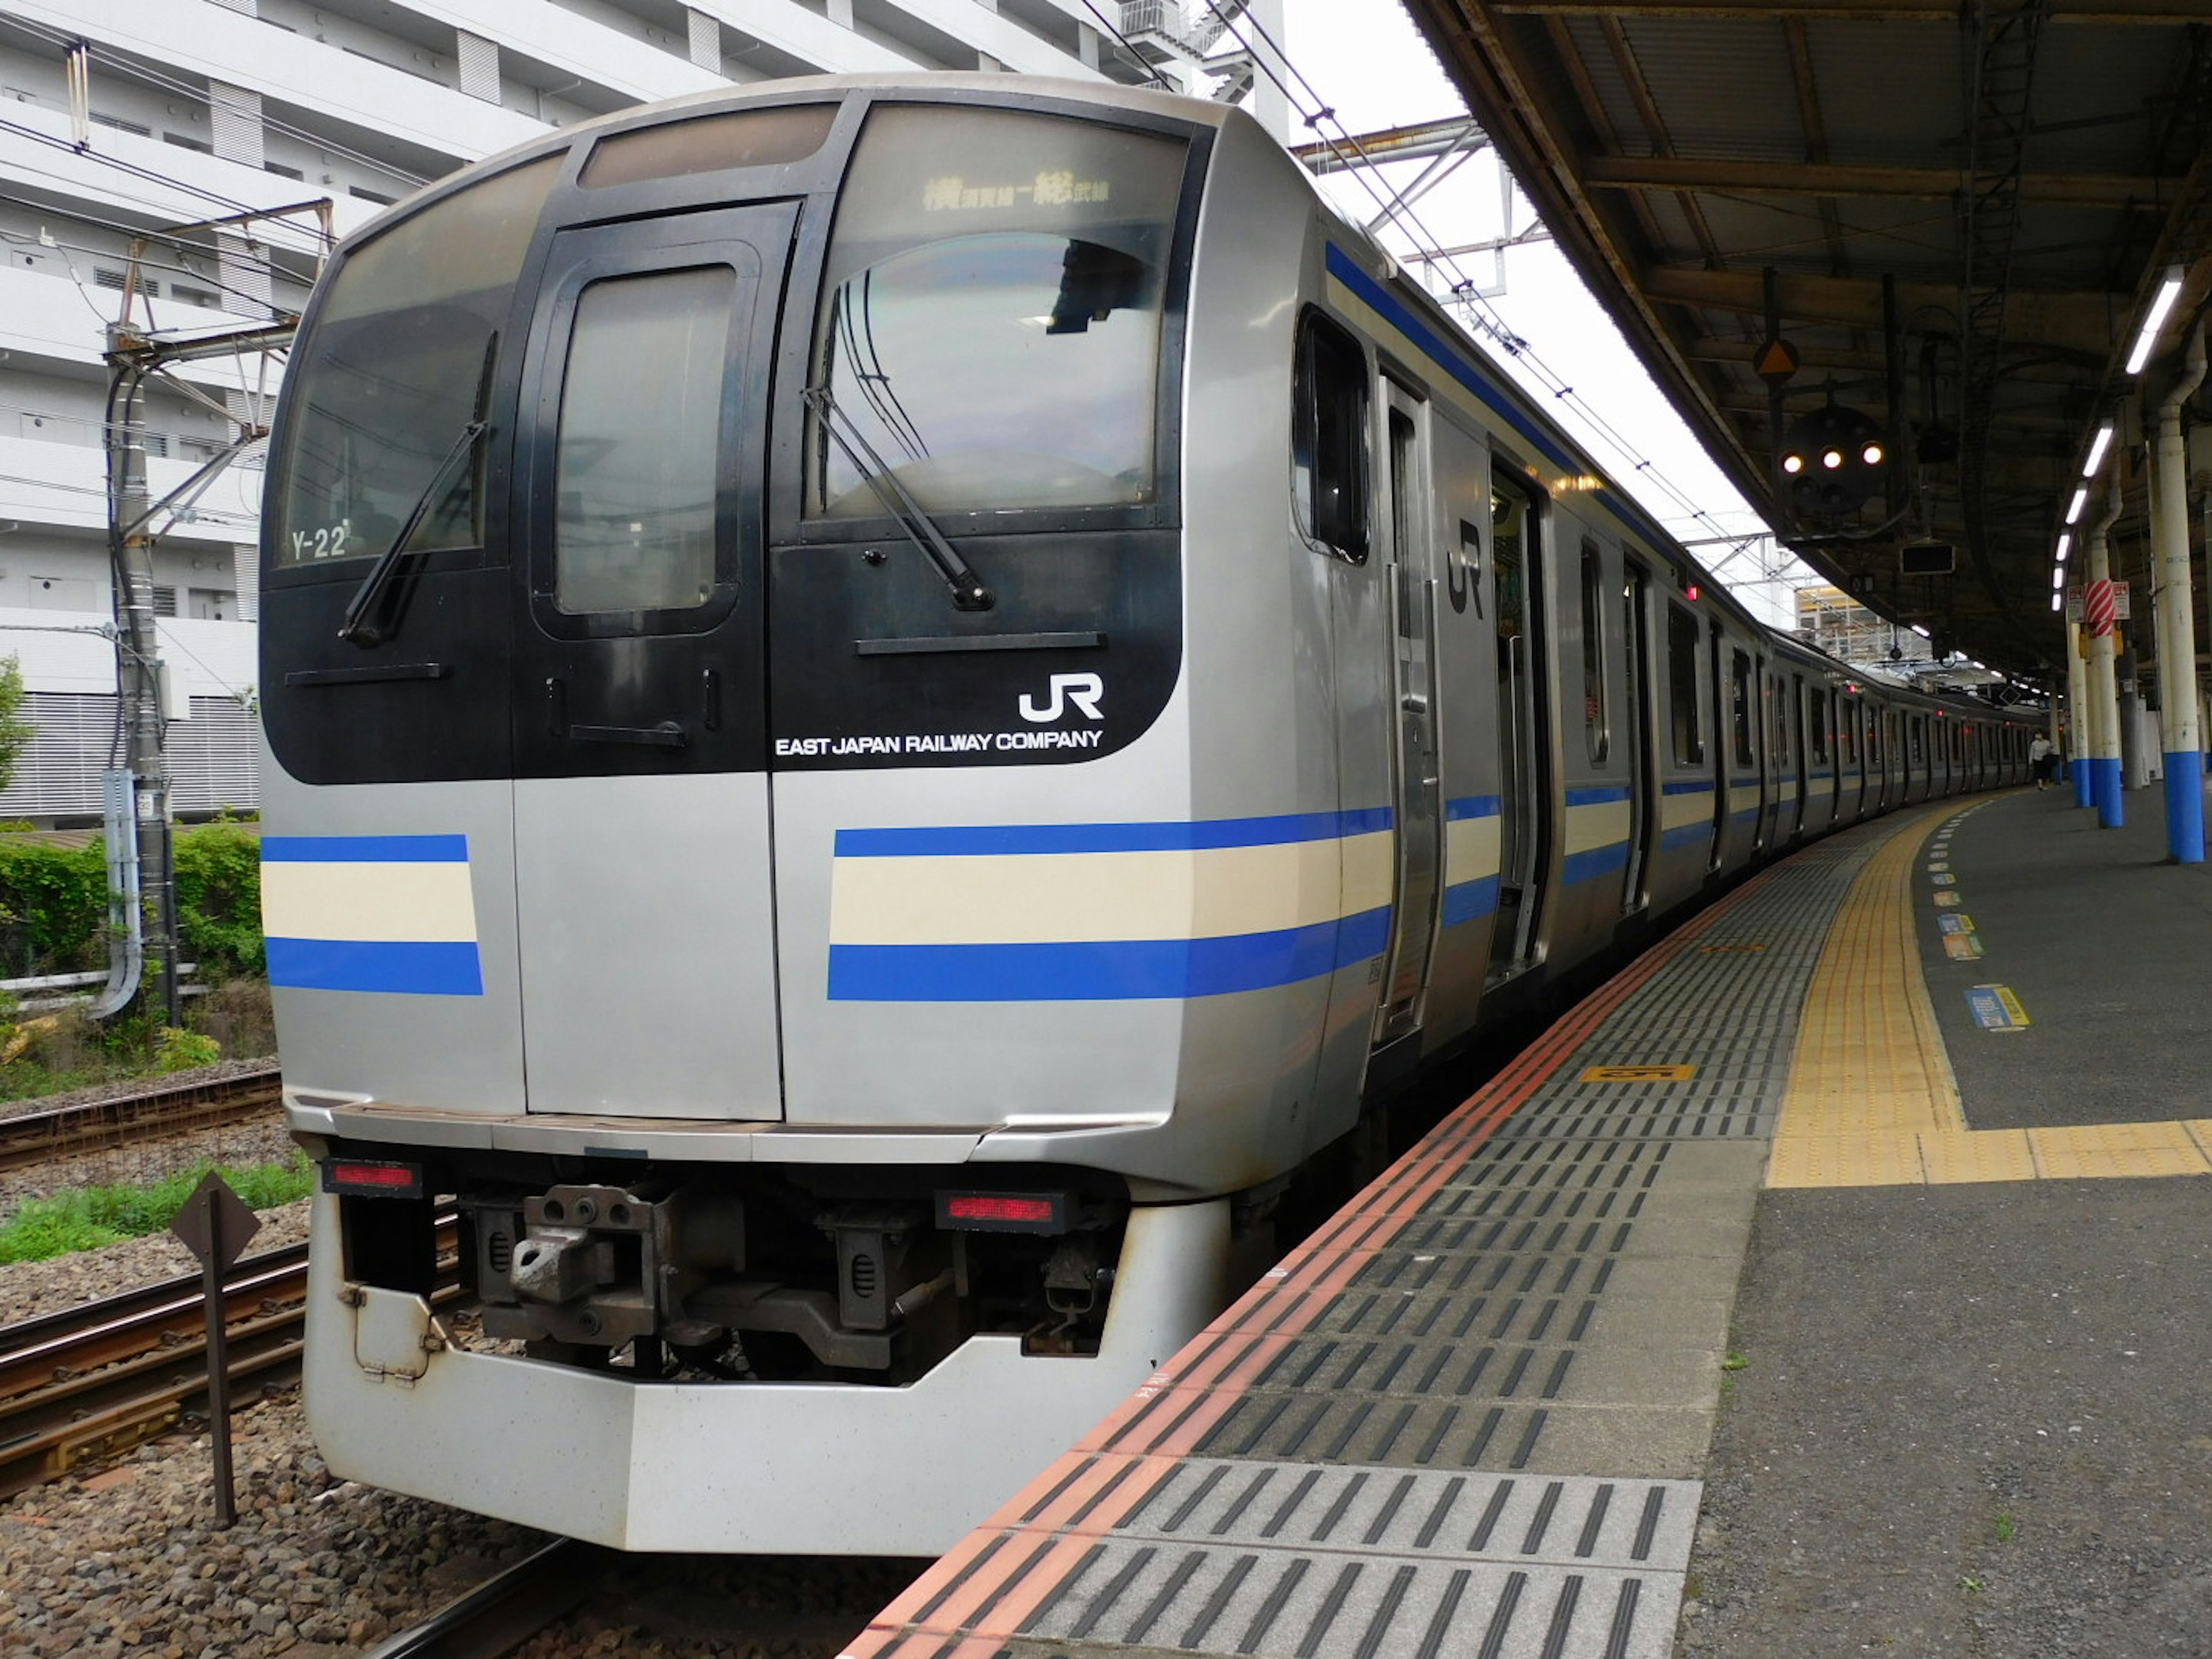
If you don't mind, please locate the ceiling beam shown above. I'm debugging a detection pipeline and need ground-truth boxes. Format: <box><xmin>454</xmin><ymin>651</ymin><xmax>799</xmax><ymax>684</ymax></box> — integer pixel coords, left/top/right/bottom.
<box><xmin>1641</xmin><ymin>264</ymin><xmax>2122</xmax><ymax>356</ymax></box>
<box><xmin>1581</xmin><ymin>154</ymin><xmax>2167</xmax><ymax>207</ymax></box>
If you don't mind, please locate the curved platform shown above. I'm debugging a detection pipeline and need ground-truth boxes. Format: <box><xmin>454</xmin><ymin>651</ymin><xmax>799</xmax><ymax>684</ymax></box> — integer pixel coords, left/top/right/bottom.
<box><xmin>843</xmin><ymin>789</ymin><xmax>2212</xmax><ymax>1659</ymax></box>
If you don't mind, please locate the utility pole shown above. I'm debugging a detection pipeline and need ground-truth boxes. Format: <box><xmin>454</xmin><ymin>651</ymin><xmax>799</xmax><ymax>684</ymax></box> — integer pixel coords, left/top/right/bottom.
<box><xmin>102</xmin><ymin>324</ymin><xmax>179</xmax><ymax>1026</ymax></box>
<box><xmin>92</xmin><ymin>196</ymin><xmax>329</xmax><ymax>1027</ymax></box>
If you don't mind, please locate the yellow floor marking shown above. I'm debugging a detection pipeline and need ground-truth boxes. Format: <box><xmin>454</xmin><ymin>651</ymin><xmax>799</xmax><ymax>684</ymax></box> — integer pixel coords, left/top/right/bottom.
<box><xmin>2028</xmin><ymin>1121</ymin><xmax>2212</xmax><ymax>1180</ymax></box>
<box><xmin>1774</xmin><ymin>803</ymin><xmax>1966</xmax><ymax>1154</ymax></box>
<box><xmin>1921</xmin><ymin>1129</ymin><xmax>2037</xmax><ymax>1184</ymax></box>
<box><xmin>1767</xmin><ymin>801</ymin><xmax>2212</xmax><ymax>1189</ymax></box>
<box><xmin>1581</xmin><ymin>1064</ymin><xmax>1696</xmax><ymax>1081</ymax></box>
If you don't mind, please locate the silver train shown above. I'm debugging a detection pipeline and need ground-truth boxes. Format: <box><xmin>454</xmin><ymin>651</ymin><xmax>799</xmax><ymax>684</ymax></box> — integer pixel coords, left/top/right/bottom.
<box><xmin>260</xmin><ymin>73</ymin><xmax>2036</xmax><ymax>1554</ymax></box>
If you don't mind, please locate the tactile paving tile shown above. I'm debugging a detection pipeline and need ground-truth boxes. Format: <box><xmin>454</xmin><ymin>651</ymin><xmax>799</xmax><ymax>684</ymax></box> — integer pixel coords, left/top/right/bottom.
<box><xmin>1014</xmin><ymin>1460</ymin><xmax>1697</xmax><ymax>1659</ymax></box>
<box><xmin>1494</xmin><ymin>839</ymin><xmax>1886</xmax><ymax>1145</ymax></box>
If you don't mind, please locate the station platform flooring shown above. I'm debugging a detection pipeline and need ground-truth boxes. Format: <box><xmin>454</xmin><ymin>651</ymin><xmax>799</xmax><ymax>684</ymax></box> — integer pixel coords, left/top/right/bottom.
<box><xmin>843</xmin><ymin>785</ymin><xmax>2212</xmax><ymax>1659</ymax></box>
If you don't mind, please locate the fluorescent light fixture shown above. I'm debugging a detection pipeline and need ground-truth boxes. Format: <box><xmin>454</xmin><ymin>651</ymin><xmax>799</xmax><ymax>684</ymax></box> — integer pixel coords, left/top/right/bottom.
<box><xmin>2055</xmin><ymin>532</ymin><xmax>2071</xmax><ymax>563</ymax></box>
<box><xmin>1911</xmin><ymin>624</ymin><xmax>1931</xmax><ymax>638</ymax></box>
<box><xmin>2052</xmin><ymin>566</ymin><xmax>2065</xmax><ymax>590</ymax></box>
<box><xmin>2126</xmin><ymin>267</ymin><xmax>2185</xmax><ymax>376</ymax></box>
<box><xmin>2082</xmin><ymin>420</ymin><xmax>2115</xmax><ymax>479</ymax></box>
<box><xmin>2066</xmin><ymin>487</ymin><xmax>2089</xmax><ymax>525</ymax></box>
<box><xmin>2051</xmin><ymin>592</ymin><xmax>2063</xmax><ymax>612</ymax></box>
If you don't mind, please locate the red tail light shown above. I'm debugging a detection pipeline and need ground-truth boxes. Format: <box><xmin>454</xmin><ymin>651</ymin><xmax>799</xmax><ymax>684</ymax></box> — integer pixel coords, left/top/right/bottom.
<box><xmin>935</xmin><ymin>1191</ymin><xmax>1069</xmax><ymax>1233</ymax></box>
<box><xmin>322</xmin><ymin>1159</ymin><xmax>425</xmax><ymax>1199</ymax></box>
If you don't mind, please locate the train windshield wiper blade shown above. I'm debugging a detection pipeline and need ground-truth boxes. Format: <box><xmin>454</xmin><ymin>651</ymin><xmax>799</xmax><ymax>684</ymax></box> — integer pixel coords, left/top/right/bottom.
<box><xmin>804</xmin><ymin>385</ymin><xmax>992</xmax><ymax>612</ymax></box>
<box><xmin>338</xmin><ymin>420</ymin><xmax>487</xmax><ymax>647</ymax></box>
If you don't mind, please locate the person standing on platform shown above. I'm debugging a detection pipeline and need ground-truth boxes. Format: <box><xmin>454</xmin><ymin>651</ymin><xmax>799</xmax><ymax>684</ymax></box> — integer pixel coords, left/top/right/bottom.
<box><xmin>2029</xmin><ymin>732</ymin><xmax>2056</xmax><ymax>789</ymax></box>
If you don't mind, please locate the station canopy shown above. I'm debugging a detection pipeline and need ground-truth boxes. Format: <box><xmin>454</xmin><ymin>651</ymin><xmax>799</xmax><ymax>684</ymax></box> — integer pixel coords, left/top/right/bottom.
<box><xmin>1401</xmin><ymin>0</ymin><xmax>2212</xmax><ymax>682</ymax></box>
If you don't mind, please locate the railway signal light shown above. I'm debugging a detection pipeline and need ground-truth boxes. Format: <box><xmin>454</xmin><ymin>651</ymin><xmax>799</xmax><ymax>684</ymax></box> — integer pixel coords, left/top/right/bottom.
<box><xmin>1779</xmin><ymin>402</ymin><xmax>1891</xmax><ymax>520</ymax></box>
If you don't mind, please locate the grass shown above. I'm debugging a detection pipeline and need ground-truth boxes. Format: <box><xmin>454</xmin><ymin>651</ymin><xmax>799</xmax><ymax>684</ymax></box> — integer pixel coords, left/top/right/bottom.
<box><xmin>1994</xmin><ymin>1513</ymin><xmax>2017</xmax><ymax>1543</ymax></box>
<box><xmin>0</xmin><ymin>1150</ymin><xmax>313</xmax><ymax>1263</ymax></box>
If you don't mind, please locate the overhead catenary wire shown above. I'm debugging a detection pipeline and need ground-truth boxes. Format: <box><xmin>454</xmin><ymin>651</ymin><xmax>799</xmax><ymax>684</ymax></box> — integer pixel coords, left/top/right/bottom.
<box><xmin>1189</xmin><ymin>0</ymin><xmax>1746</xmax><ymax>548</ymax></box>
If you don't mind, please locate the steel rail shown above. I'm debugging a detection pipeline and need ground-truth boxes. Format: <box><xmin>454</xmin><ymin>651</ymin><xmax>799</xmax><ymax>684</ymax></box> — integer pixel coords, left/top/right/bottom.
<box><xmin>359</xmin><ymin>1538</ymin><xmax>612</xmax><ymax>1659</ymax></box>
<box><xmin>0</xmin><ymin>1062</ymin><xmax>285</xmax><ymax>1172</ymax></box>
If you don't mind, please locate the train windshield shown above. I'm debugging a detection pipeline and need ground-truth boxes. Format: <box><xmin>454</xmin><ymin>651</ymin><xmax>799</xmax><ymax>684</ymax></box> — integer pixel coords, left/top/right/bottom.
<box><xmin>272</xmin><ymin>156</ymin><xmax>560</xmax><ymax>567</ymax></box>
<box><xmin>806</xmin><ymin>104</ymin><xmax>1187</xmax><ymax>519</ymax></box>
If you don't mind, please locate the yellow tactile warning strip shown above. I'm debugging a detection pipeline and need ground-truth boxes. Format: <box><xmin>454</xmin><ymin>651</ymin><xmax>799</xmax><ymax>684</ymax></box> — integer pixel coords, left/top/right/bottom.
<box><xmin>1767</xmin><ymin>803</ymin><xmax>2212</xmax><ymax>1188</ymax></box>
<box><xmin>1768</xmin><ymin>804</ymin><xmax>1966</xmax><ymax>1187</ymax></box>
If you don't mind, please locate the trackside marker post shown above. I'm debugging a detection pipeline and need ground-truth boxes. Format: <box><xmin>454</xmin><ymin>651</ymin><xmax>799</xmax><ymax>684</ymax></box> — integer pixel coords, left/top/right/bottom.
<box><xmin>170</xmin><ymin>1171</ymin><xmax>260</xmax><ymax>1528</ymax></box>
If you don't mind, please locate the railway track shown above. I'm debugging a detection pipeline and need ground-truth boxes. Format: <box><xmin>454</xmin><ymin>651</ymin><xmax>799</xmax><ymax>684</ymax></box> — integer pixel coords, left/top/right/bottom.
<box><xmin>0</xmin><ymin>1063</ymin><xmax>286</xmax><ymax>1172</ymax></box>
<box><xmin>0</xmin><ymin>1219</ymin><xmax>459</xmax><ymax>1498</ymax></box>
<box><xmin>362</xmin><ymin>1538</ymin><xmax>612</xmax><ymax>1659</ymax></box>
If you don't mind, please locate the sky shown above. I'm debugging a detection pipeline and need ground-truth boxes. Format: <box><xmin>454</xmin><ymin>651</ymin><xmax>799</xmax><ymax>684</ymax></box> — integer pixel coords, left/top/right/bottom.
<box><xmin>1274</xmin><ymin>0</ymin><xmax>1810</xmax><ymax>628</ymax></box>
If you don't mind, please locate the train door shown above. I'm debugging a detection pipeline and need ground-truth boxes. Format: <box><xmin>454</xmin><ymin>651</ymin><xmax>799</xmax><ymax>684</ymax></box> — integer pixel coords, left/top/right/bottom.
<box><xmin>509</xmin><ymin>205</ymin><xmax>793</xmax><ymax>1119</ymax></box>
<box><xmin>1622</xmin><ymin>559</ymin><xmax>1654</xmax><ymax>911</ymax></box>
<box><xmin>1485</xmin><ymin>471</ymin><xmax>1545</xmax><ymax>983</ymax></box>
<box><xmin>1752</xmin><ymin>652</ymin><xmax>1773</xmax><ymax>854</ymax></box>
<box><xmin>1787</xmin><ymin>673</ymin><xmax>1808</xmax><ymax>838</ymax></box>
<box><xmin>1373</xmin><ymin>382</ymin><xmax>1442</xmax><ymax>1044</ymax></box>
<box><xmin>1707</xmin><ymin>623</ymin><xmax>1729</xmax><ymax>869</ymax></box>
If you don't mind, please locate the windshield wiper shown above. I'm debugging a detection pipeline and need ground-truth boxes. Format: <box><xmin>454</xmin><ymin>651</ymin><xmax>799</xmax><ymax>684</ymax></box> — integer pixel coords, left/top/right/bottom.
<box><xmin>804</xmin><ymin>385</ymin><xmax>992</xmax><ymax>612</ymax></box>
<box><xmin>338</xmin><ymin>419</ymin><xmax>487</xmax><ymax>647</ymax></box>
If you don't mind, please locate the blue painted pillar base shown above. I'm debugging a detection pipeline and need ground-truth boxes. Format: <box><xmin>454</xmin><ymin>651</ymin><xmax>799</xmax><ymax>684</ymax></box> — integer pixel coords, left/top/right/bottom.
<box><xmin>2164</xmin><ymin>751</ymin><xmax>2205</xmax><ymax>862</ymax></box>
<box><xmin>2074</xmin><ymin>759</ymin><xmax>2093</xmax><ymax>809</ymax></box>
<box><xmin>2094</xmin><ymin>757</ymin><xmax>2124</xmax><ymax>828</ymax></box>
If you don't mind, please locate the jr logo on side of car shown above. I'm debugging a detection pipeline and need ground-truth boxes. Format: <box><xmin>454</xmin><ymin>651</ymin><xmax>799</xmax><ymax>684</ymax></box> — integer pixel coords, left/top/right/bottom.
<box><xmin>1019</xmin><ymin>673</ymin><xmax>1105</xmax><ymax>724</ymax></box>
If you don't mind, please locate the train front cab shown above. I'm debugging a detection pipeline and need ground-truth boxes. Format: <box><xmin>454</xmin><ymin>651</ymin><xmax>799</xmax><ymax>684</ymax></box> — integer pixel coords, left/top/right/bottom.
<box><xmin>258</xmin><ymin>81</ymin><xmax>1335</xmax><ymax>1555</ymax></box>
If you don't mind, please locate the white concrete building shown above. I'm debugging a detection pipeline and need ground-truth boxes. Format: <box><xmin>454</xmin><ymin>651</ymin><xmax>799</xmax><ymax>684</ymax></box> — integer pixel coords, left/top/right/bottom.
<box><xmin>0</xmin><ymin>0</ymin><xmax>1248</xmax><ymax>821</ymax></box>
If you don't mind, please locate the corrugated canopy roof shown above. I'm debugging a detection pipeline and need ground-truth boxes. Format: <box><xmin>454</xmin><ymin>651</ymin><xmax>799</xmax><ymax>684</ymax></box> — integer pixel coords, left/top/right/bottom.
<box><xmin>1399</xmin><ymin>0</ymin><xmax>2212</xmax><ymax>681</ymax></box>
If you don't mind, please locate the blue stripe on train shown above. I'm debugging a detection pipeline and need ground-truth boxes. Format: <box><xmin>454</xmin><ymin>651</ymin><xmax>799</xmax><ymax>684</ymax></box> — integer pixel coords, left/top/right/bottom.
<box><xmin>266</xmin><ymin>938</ymin><xmax>484</xmax><ymax>996</ymax></box>
<box><xmin>827</xmin><ymin>907</ymin><xmax>1395</xmax><ymax>1001</ymax></box>
<box><xmin>1563</xmin><ymin>843</ymin><xmax>1630</xmax><ymax>885</ymax></box>
<box><xmin>1442</xmin><ymin>875</ymin><xmax>1500</xmax><ymax>926</ymax></box>
<box><xmin>834</xmin><ymin>809</ymin><xmax>1393</xmax><ymax>859</ymax></box>
<box><xmin>262</xmin><ymin>835</ymin><xmax>468</xmax><ymax>863</ymax></box>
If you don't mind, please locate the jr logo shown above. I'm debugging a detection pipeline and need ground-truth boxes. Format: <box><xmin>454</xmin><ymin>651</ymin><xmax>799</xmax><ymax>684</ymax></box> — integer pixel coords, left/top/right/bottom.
<box><xmin>1018</xmin><ymin>672</ymin><xmax>1105</xmax><ymax>724</ymax></box>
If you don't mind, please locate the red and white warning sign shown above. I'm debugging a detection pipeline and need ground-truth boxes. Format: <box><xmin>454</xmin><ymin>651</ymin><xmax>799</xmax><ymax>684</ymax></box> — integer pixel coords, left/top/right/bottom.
<box><xmin>2085</xmin><ymin>578</ymin><xmax>2116</xmax><ymax>636</ymax></box>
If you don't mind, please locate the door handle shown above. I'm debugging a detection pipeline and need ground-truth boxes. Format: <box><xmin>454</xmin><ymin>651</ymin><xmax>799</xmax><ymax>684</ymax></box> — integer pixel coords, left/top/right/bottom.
<box><xmin>571</xmin><ymin>721</ymin><xmax>688</xmax><ymax>749</ymax></box>
<box><xmin>546</xmin><ymin>678</ymin><xmax>688</xmax><ymax>748</ymax></box>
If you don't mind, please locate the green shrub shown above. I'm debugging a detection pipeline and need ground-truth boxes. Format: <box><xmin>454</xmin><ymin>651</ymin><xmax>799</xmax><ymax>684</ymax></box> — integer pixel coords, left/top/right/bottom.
<box><xmin>173</xmin><ymin>821</ymin><xmax>264</xmax><ymax>978</ymax></box>
<box><xmin>155</xmin><ymin>1026</ymin><xmax>222</xmax><ymax>1071</ymax></box>
<box><xmin>0</xmin><ymin>838</ymin><xmax>107</xmax><ymax>976</ymax></box>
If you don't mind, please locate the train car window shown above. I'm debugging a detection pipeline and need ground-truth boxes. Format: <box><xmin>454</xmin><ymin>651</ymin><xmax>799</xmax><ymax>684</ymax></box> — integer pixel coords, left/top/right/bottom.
<box><xmin>552</xmin><ymin>267</ymin><xmax>733</xmax><ymax>614</ymax></box>
<box><xmin>274</xmin><ymin>154</ymin><xmax>561</xmax><ymax>567</ymax></box>
<box><xmin>806</xmin><ymin>105</ymin><xmax>1188</xmax><ymax>517</ymax></box>
<box><xmin>1581</xmin><ymin>541</ymin><xmax>1608</xmax><ymax>763</ymax></box>
<box><xmin>581</xmin><ymin>104</ymin><xmax>836</xmax><ymax>188</ymax></box>
<box><xmin>1666</xmin><ymin>605</ymin><xmax>1702</xmax><ymax>764</ymax></box>
<box><xmin>1770</xmin><ymin>676</ymin><xmax>1790</xmax><ymax>766</ymax></box>
<box><xmin>1812</xmin><ymin>689</ymin><xmax>1831</xmax><ymax>766</ymax></box>
<box><xmin>1910</xmin><ymin>717</ymin><xmax>1925</xmax><ymax>764</ymax></box>
<box><xmin>1293</xmin><ymin>311</ymin><xmax>1371</xmax><ymax>561</ymax></box>
<box><xmin>1730</xmin><ymin>650</ymin><xmax>1755</xmax><ymax>768</ymax></box>
<box><xmin>1842</xmin><ymin>696</ymin><xmax>1859</xmax><ymax>764</ymax></box>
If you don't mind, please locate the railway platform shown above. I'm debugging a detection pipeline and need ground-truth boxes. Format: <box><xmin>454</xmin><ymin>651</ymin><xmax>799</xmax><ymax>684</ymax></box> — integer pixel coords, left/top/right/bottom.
<box><xmin>843</xmin><ymin>785</ymin><xmax>2212</xmax><ymax>1659</ymax></box>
